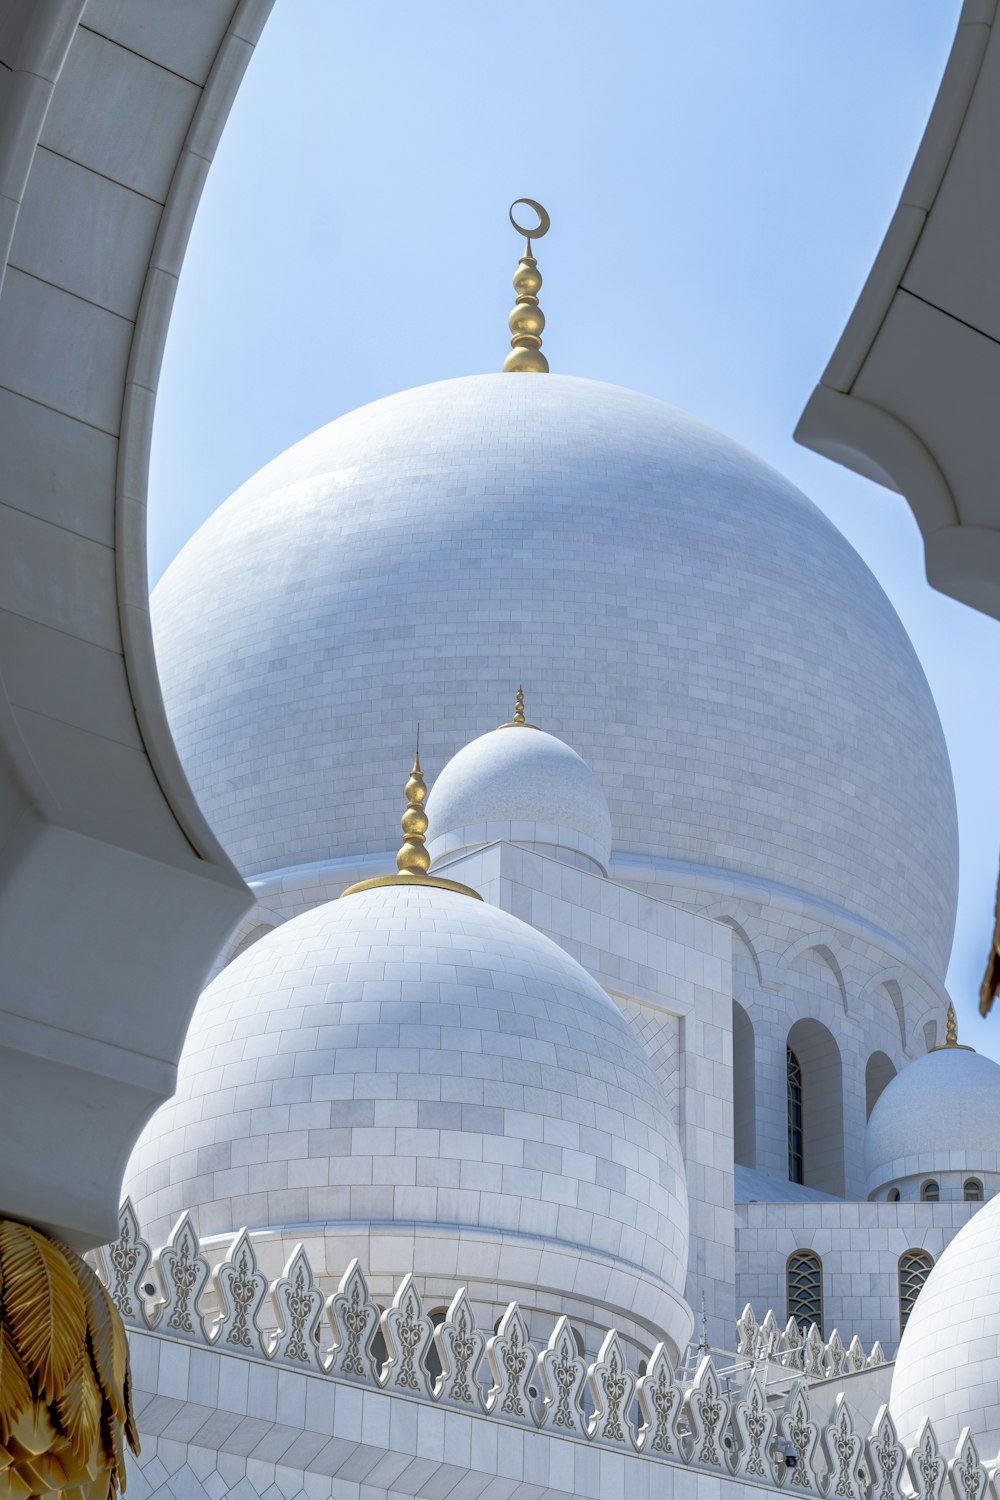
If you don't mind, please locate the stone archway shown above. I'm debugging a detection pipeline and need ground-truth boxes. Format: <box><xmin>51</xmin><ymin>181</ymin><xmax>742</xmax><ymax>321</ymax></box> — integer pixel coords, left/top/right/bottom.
<box><xmin>0</xmin><ymin>0</ymin><xmax>274</xmax><ymax>1245</ymax></box>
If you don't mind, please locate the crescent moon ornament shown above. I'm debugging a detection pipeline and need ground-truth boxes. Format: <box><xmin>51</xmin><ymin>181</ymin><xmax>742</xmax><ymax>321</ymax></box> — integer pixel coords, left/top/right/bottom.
<box><xmin>509</xmin><ymin>198</ymin><xmax>550</xmax><ymax>241</ymax></box>
<box><xmin>502</xmin><ymin>199</ymin><xmax>551</xmax><ymax>372</ymax></box>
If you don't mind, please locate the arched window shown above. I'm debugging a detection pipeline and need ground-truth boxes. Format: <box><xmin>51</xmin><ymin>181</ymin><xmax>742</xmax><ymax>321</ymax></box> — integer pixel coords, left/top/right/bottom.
<box><xmin>899</xmin><ymin>1250</ymin><xmax>934</xmax><ymax>1331</ymax></box>
<box><xmin>786</xmin><ymin>1019</ymin><xmax>845</xmax><ymax>1195</ymax></box>
<box><xmin>733</xmin><ymin>1001</ymin><xmax>756</xmax><ymax>1168</ymax></box>
<box><xmin>888</xmin><ymin>1188</ymin><xmax>900</xmax><ymax>1202</ymax></box>
<box><xmin>787</xmin><ymin>1047</ymin><xmax>803</xmax><ymax>1185</ymax></box>
<box><xmin>921</xmin><ymin>1179</ymin><xmax>939</xmax><ymax>1202</ymax></box>
<box><xmin>865</xmin><ymin>1051</ymin><xmax>896</xmax><ymax>1119</ymax></box>
<box><xmin>787</xmin><ymin>1250</ymin><xmax>823</xmax><ymax>1336</ymax></box>
<box><xmin>964</xmin><ymin>1178</ymin><xmax>984</xmax><ymax>1202</ymax></box>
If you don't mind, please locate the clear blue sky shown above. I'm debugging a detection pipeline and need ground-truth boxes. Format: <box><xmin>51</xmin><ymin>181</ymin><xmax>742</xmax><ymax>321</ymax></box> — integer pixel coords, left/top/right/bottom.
<box><xmin>149</xmin><ymin>0</ymin><xmax>1000</xmax><ymax>1053</ymax></box>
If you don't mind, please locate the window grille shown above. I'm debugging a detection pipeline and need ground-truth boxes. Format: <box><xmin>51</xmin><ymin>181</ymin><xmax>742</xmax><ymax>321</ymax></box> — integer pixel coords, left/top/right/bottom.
<box><xmin>787</xmin><ymin>1047</ymin><xmax>804</xmax><ymax>1185</ymax></box>
<box><xmin>786</xmin><ymin>1250</ymin><xmax>822</xmax><ymax>1335</ymax></box>
<box><xmin>898</xmin><ymin>1250</ymin><xmax>933</xmax><ymax>1331</ymax></box>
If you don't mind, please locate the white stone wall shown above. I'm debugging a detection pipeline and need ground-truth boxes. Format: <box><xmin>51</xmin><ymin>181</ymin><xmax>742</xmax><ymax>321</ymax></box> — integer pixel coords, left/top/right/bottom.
<box><xmin>736</xmin><ymin>1198</ymin><xmax>981</xmax><ymax>1358</ymax></box>
<box><xmin>617</xmin><ymin>855</ymin><xmax>951</xmax><ymax>1203</ymax></box>
<box><xmin>122</xmin><ymin>1326</ymin><xmax>884</xmax><ymax>1500</ymax></box>
<box><xmin>440</xmin><ymin>841</ymin><xmax>735</xmax><ymax>1354</ymax></box>
<box><xmin>124</xmin><ymin>1327</ymin><xmax>777</xmax><ymax>1500</ymax></box>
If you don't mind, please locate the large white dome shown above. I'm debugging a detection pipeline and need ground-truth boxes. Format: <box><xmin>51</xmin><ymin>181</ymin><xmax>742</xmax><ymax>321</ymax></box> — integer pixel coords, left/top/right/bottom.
<box><xmin>153</xmin><ymin>374</ymin><xmax>958</xmax><ymax>976</ymax></box>
<box><xmin>124</xmin><ymin>883</ymin><xmax>692</xmax><ymax>1355</ymax></box>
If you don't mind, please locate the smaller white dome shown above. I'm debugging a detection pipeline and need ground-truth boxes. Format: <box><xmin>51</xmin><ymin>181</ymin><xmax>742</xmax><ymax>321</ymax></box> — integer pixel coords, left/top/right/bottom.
<box><xmin>125</xmin><ymin>881</ymin><xmax>690</xmax><ymax>1355</ymax></box>
<box><xmin>865</xmin><ymin>1044</ymin><xmax>1000</xmax><ymax>1196</ymax></box>
<box><xmin>891</xmin><ymin>1190</ymin><xmax>1000</xmax><ymax>1454</ymax></box>
<box><xmin>426</xmin><ymin>722</ymin><xmax>613</xmax><ymax>875</ymax></box>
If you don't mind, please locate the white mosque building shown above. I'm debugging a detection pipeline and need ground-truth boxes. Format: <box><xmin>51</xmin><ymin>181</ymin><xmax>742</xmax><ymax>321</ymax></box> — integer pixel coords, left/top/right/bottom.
<box><xmin>99</xmin><ymin>209</ymin><xmax>1000</xmax><ymax>1500</ymax></box>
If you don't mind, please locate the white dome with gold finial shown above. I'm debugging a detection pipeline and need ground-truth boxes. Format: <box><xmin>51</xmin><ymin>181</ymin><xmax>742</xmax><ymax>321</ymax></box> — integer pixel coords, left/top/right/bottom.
<box><xmin>124</xmin><ymin>753</ymin><xmax>691</xmax><ymax>1358</ymax></box>
<box><xmin>426</xmin><ymin>690</ymin><xmax>614</xmax><ymax>875</ymax></box>
<box><xmin>865</xmin><ymin>1003</ymin><xmax>1000</xmax><ymax>1200</ymax></box>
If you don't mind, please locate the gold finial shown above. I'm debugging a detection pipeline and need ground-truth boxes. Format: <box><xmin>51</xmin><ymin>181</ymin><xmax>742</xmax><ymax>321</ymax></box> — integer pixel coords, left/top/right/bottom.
<box><xmin>341</xmin><ymin>737</ymin><xmax>481</xmax><ymax>900</ymax></box>
<box><xmin>930</xmin><ymin>999</ymin><xmax>975</xmax><ymax>1052</ymax></box>
<box><xmin>503</xmin><ymin>199</ymin><xmax>550</xmax><ymax>374</ymax></box>
<box><xmin>979</xmin><ymin>863</ymin><xmax>1000</xmax><ymax>1016</ymax></box>
<box><xmin>499</xmin><ymin>684</ymin><xmax>540</xmax><ymax>729</ymax></box>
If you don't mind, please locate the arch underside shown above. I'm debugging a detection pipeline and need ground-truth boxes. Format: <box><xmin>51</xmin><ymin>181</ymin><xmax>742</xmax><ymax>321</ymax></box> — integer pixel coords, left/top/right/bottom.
<box><xmin>0</xmin><ymin>0</ymin><xmax>269</xmax><ymax>1244</ymax></box>
<box><xmin>795</xmin><ymin>2</ymin><xmax>1000</xmax><ymax>622</ymax></box>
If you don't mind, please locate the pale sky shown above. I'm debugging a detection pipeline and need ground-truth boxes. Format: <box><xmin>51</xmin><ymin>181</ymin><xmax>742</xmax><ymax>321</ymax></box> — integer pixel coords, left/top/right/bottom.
<box><xmin>148</xmin><ymin>1</ymin><xmax>1000</xmax><ymax>1054</ymax></box>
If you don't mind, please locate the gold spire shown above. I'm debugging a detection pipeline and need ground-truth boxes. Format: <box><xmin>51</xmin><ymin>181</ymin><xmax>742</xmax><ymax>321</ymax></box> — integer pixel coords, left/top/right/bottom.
<box><xmin>503</xmin><ymin>199</ymin><xmax>550</xmax><ymax>374</ymax></box>
<box><xmin>499</xmin><ymin>685</ymin><xmax>540</xmax><ymax>729</ymax></box>
<box><xmin>341</xmin><ymin>739</ymin><xmax>481</xmax><ymax>900</ymax></box>
<box><xmin>930</xmin><ymin>999</ymin><xmax>975</xmax><ymax>1052</ymax></box>
<box><xmin>979</xmin><ymin>864</ymin><xmax>1000</xmax><ymax>1016</ymax></box>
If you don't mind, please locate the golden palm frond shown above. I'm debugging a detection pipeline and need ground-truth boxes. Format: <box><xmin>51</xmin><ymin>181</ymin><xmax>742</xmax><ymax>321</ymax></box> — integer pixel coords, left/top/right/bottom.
<box><xmin>0</xmin><ymin>1325</ymin><xmax>32</xmax><ymax>1436</ymax></box>
<box><xmin>52</xmin><ymin>1354</ymin><xmax>102</xmax><ymax>1467</ymax></box>
<box><xmin>0</xmin><ymin>1222</ymin><xmax>85</xmax><ymax>1405</ymax></box>
<box><xmin>74</xmin><ymin>1253</ymin><xmax>126</xmax><ymax>1430</ymax></box>
<box><xmin>0</xmin><ymin>1219</ymin><xmax>138</xmax><ymax>1500</ymax></box>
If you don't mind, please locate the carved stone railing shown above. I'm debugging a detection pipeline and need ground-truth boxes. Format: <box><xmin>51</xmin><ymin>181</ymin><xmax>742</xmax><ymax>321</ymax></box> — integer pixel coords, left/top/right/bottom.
<box><xmin>96</xmin><ymin>1203</ymin><xmax>985</xmax><ymax>1499</ymax></box>
<box><xmin>734</xmin><ymin>1302</ymin><xmax>885</xmax><ymax>1380</ymax></box>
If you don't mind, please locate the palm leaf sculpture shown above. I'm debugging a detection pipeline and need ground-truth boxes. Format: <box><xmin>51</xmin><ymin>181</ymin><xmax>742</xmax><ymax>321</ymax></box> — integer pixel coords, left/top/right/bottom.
<box><xmin>0</xmin><ymin>1220</ymin><xmax>138</xmax><ymax>1500</ymax></box>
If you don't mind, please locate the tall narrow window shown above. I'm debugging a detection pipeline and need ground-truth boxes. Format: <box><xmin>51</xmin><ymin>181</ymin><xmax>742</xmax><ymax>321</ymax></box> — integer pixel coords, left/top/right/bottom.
<box><xmin>899</xmin><ymin>1250</ymin><xmax>933</xmax><ymax>1332</ymax></box>
<box><xmin>787</xmin><ymin>1047</ymin><xmax>803</xmax><ymax>1184</ymax></box>
<box><xmin>964</xmin><ymin>1178</ymin><xmax>983</xmax><ymax>1202</ymax></box>
<box><xmin>787</xmin><ymin>1250</ymin><xmax>823</xmax><ymax>1336</ymax></box>
<box><xmin>921</xmin><ymin>1179</ymin><xmax>939</xmax><ymax>1202</ymax></box>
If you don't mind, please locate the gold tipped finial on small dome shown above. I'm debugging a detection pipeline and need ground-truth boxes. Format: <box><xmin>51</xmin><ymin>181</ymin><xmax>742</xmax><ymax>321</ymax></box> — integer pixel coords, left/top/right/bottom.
<box><xmin>930</xmin><ymin>999</ymin><xmax>975</xmax><ymax>1052</ymax></box>
<box><xmin>503</xmin><ymin>200</ymin><xmax>550</xmax><ymax>374</ymax></box>
<box><xmin>341</xmin><ymin>733</ymin><xmax>481</xmax><ymax>899</ymax></box>
<box><xmin>499</xmin><ymin>685</ymin><xmax>540</xmax><ymax>729</ymax></box>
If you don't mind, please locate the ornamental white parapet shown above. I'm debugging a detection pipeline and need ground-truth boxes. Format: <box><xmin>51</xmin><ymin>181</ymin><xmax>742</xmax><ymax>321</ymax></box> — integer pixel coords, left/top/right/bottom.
<box><xmin>93</xmin><ymin>1203</ymin><xmax>997</xmax><ymax>1500</ymax></box>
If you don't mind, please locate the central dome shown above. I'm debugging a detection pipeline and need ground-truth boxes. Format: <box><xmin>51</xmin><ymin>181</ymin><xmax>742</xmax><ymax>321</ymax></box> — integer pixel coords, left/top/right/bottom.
<box><xmin>153</xmin><ymin>374</ymin><xmax>957</xmax><ymax>976</ymax></box>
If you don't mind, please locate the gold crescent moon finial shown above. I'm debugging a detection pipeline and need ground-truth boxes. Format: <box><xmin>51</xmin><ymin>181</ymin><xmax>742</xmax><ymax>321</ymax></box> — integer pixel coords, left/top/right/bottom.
<box><xmin>509</xmin><ymin>198</ymin><xmax>551</xmax><ymax>244</ymax></box>
<box><xmin>503</xmin><ymin>198</ymin><xmax>550</xmax><ymax>374</ymax></box>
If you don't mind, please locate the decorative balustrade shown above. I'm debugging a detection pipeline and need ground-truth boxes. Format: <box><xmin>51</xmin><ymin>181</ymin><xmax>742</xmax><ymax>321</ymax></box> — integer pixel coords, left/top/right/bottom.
<box><xmin>96</xmin><ymin>1203</ymin><xmax>987</xmax><ymax>1499</ymax></box>
<box><xmin>735</xmin><ymin>1300</ymin><xmax>885</xmax><ymax>1380</ymax></box>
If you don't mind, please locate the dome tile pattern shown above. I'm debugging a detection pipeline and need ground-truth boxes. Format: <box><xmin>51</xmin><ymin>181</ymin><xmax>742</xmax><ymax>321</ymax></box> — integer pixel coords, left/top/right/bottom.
<box><xmin>152</xmin><ymin>375</ymin><xmax>958</xmax><ymax>976</ymax></box>
<box><xmin>124</xmin><ymin>885</ymin><xmax>691</xmax><ymax>1350</ymax></box>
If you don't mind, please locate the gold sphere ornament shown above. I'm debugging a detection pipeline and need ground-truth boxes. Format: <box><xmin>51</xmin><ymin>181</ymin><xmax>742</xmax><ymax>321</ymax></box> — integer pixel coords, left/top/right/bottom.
<box><xmin>341</xmin><ymin>741</ymin><xmax>482</xmax><ymax>900</ymax></box>
<box><xmin>511</xmin><ymin>262</ymin><xmax>542</xmax><ymax>298</ymax></box>
<box><xmin>0</xmin><ymin>1219</ymin><xmax>139</xmax><ymax>1500</ymax></box>
<box><xmin>502</xmin><ymin>199</ymin><xmax>551</xmax><ymax>374</ymax></box>
<box><xmin>508</xmin><ymin>303</ymin><xmax>545</xmax><ymax>340</ymax></box>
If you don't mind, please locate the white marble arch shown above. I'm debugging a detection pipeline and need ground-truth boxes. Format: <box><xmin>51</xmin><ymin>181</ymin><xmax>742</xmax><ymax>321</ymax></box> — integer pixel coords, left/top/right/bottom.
<box><xmin>0</xmin><ymin>0</ymin><xmax>275</xmax><ymax>1246</ymax></box>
